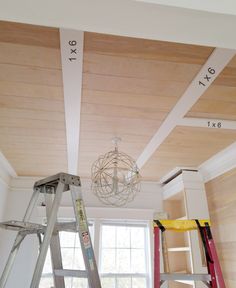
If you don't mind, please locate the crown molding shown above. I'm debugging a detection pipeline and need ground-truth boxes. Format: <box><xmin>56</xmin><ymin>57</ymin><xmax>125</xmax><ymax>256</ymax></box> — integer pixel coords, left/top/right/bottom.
<box><xmin>199</xmin><ymin>141</ymin><xmax>236</xmax><ymax>182</ymax></box>
<box><xmin>0</xmin><ymin>152</ymin><xmax>17</xmax><ymax>177</ymax></box>
<box><xmin>0</xmin><ymin>151</ymin><xmax>17</xmax><ymax>187</ymax></box>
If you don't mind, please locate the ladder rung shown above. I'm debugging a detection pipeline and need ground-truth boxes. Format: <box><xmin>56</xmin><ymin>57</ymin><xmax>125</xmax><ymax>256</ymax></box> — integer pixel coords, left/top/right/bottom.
<box><xmin>55</xmin><ymin>221</ymin><xmax>78</xmax><ymax>232</ymax></box>
<box><xmin>0</xmin><ymin>221</ymin><xmax>45</xmax><ymax>234</ymax></box>
<box><xmin>54</xmin><ymin>269</ymin><xmax>87</xmax><ymax>278</ymax></box>
<box><xmin>160</xmin><ymin>273</ymin><xmax>211</xmax><ymax>281</ymax></box>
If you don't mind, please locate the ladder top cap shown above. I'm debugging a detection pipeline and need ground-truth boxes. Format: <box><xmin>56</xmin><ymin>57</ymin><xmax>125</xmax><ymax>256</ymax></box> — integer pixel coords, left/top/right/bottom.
<box><xmin>34</xmin><ymin>172</ymin><xmax>81</xmax><ymax>191</ymax></box>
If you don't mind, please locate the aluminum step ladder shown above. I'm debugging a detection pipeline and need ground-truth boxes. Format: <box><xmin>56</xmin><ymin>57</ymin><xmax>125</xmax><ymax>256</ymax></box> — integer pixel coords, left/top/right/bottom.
<box><xmin>0</xmin><ymin>173</ymin><xmax>102</xmax><ymax>288</ymax></box>
<box><xmin>153</xmin><ymin>219</ymin><xmax>226</xmax><ymax>288</ymax></box>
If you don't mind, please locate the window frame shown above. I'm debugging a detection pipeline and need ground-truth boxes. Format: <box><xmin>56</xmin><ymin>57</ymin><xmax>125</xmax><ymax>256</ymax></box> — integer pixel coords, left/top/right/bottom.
<box><xmin>99</xmin><ymin>220</ymin><xmax>151</xmax><ymax>288</ymax></box>
<box><xmin>40</xmin><ymin>218</ymin><xmax>152</xmax><ymax>288</ymax></box>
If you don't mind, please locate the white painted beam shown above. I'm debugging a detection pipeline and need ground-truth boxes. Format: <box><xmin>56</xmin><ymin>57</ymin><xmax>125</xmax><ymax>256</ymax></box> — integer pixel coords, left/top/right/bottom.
<box><xmin>199</xmin><ymin>141</ymin><xmax>236</xmax><ymax>182</ymax></box>
<box><xmin>60</xmin><ymin>29</ymin><xmax>84</xmax><ymax>174</ymax></box>
<box><xmin>136</xmin><ymin>48</ymin><xmax>236</xmax><ymax>169</ymax></box>
<box><xmin>179</xmin><ymin>117</ymin><xmax>236</xmax><ymax>130</ymax></box>
<box><xmin>1</xmin><ymin>0</ymin><xmax>236</xmax><ymax>49</ymax></box>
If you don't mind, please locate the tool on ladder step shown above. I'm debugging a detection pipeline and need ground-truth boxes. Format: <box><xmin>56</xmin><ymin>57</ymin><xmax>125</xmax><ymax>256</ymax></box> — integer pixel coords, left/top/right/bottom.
<box><xmin>153</xmin><ymin>219</ymin><xmax>226</xmax><ymax>288</ymax></box>
<box><xmin>0</xmin><ymin>173</ymin><xmax>102</xmax><ymax>288</ymax></box>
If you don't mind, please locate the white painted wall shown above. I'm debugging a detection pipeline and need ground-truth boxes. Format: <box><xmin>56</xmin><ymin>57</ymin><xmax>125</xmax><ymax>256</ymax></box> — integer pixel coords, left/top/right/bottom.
<box><xmin>0</xmin><ymin>176</ymin><xmax>163</xmax><ymax>287</ymax></box>
<box><xmin>136</xmin><ymin>0</ymin><xmax>236</xmax><ymax>16</ymax></box>
<box><xmin>0</xmin><ymin>180</ymin><xmax>8</xmax><ymax>222</ymax></box>
<box><xmin>0</xmin><ymin>187</ymin><xmax>39</xmax><ymax>288</ymax></box>
<box><xmin>0</xmin><ymin>153</ymin><xmax>13</xmax><ymax>222</ymax></box>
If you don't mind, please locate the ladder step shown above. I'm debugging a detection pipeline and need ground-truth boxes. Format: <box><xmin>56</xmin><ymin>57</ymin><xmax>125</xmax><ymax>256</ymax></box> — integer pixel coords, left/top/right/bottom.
<box><xmin>54</xmin><ymin>269</ymin><xmax>87</xmax><ymax>278</ymax></box>
<box><xmin>55</xmin><ymin>221</ymin><xmax>78</xmax><ymax>232</ymax></box>
<box><xmin>0</xmin><ymin>221</ymin><xmax>45</xmax><ymax>234</ymax></box>
<box><xmin>0</xmin><ymin>221</ymin><xmax>79</xmax><ymax>234</ymax></box>
<box><xmin>160</xmin><ymin>273</ymin><xmax>211</xmax><ymax>281</ymax></box>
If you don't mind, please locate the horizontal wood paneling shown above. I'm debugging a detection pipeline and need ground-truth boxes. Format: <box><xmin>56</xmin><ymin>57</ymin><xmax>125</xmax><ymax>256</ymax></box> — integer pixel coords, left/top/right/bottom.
<box><xmin>0</xmin><ymin>21</ymin><xmax>60</xmax><ymax>48</ymax></box>
<box><xmin>82</xmin><ymin>73</ymin><xmax>188</xmax><ymax>96</ymax></box>
<box><xmin>140</xmin><ymin>127</ymin><xmax>236</xmax><ymax>180</ymax></box>
<box><xmin>205</xmin><ymin>168</ymin><xmax>236</xmax><ymax>287</ymax></box>
<box><xmin>0</xmin><ymin>94</ymin><xmax>64</xmax><ymax>112</ymax></box>
<box><xmin>0</xmin><ymin>64</ymin><xmax>62</xmax><ymax>86</ymax></box>
<box><xmin>78</xmin><ymin>33</ymin><xmax>212</xmax><ymax>177</ymax></box>
<box><xmin>82</xmin><ymin>90</ymin><xmax>179</xmax><ymax>114</ymax></box>
<box><xmin>215</xmin><ymin>55</ymin><xmax>236</xmax><ymax>87</ymax></box>
<box><xmin>84</xmin><ymin>32</ymin><xmax>213</xmax><ymax>64</ymax></box>
<box><xmin>0</xmin><ymin>21</ymin><xmax>67</xmax><ymax>176</ymax></box>
<box><xmin>0</xmin><ymin>42</ymin><xmax>61</xmax><ymax>69</ymax></box>
<box><xmin>83</xmin><ymin>52</ymin><xmax>201</xmax><ymax>82</ymax></box>
<box><xmin>0</xmin><ymin>81</ymin><xmax>63</xmax><ymax>100</ymax></box>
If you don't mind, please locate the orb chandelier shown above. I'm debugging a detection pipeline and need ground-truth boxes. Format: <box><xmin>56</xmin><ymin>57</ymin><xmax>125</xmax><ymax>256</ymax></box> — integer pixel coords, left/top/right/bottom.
<box><xmin>91</xmin><ymin>137</ymin><xmax>141</xmax><ymax>207</ymax></box>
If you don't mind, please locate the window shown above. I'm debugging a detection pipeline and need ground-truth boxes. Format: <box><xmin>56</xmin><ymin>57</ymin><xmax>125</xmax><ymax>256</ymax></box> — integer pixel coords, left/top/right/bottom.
<box><xmin>40</xmin><ymin>222</ymin><xmax>94</xmax><ymax>288</ymax></box>
<box><xmin>40</xmin><ymin>220</ymin><xmax>151</xmax><ymax>288</ymax></box>
<box><xmin>100</xmin><ymin>222</ymin><xmax>150</xmax><ymax>288</ymax></box>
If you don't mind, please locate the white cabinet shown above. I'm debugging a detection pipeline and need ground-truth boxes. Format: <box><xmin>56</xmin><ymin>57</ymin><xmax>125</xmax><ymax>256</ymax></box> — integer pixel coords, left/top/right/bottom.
<box><xmin>162</xmin><ymin>170</ymin><xmax>209</xmax><ymax>288</ymax></box>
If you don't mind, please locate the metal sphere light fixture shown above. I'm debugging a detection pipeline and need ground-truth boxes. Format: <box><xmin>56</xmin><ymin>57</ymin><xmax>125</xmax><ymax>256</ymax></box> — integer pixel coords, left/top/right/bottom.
<box><xmin>91</xmin><ymin>137</ymin><xmax>141</xmax><ymax>207</ymax></box>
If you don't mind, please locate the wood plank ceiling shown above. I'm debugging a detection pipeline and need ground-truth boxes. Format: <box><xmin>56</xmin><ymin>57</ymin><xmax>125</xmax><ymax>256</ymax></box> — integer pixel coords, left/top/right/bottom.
<box><xmin>0</xmin><ymin>21</ymin><xmax>236</xmax><ymax>180</ymax></box>
<box><xmin>0</xmin><ymin>21</ymin><xmax>67</xmax><ymax>176</ymax></box>
<box><xmin>78</xmin><ymin>33</ymin><xmax>213</xmax><ymax>178</ymax></box>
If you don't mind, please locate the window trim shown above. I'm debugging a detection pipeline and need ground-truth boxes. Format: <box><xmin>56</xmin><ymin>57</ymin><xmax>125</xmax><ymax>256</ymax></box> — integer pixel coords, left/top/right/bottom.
<box><xmin>99</xmin><ymin>220</ymin><xmax>151</xmax><ymax>288</ymax></box>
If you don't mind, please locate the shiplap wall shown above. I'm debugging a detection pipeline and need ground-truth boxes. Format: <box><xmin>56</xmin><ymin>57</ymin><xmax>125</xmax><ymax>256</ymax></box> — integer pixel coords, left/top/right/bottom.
<box><xmin>205</xmin><ymin>168</ymin><xmax>236</xmax><ymax>287</ymax></box>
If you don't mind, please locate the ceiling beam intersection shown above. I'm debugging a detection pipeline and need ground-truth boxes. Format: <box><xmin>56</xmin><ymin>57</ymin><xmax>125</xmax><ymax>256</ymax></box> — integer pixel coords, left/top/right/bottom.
<box><xmin>136</xmin><ymin>48</ymin><xmax>236</xmax><ymax>169</ymax></box>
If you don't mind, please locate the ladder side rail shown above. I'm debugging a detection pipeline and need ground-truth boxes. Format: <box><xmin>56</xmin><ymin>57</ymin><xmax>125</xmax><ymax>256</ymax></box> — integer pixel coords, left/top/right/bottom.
<box><xmin>45</xmin><ymin>193</ymin><xmax>65</xmax><ymax>288</ymax></box>
<box><xmin>195</xmin><ymin>220</ymin><xmax>217</xmax><ymax>288</ymax></box>
<box><xmin>70</xmin><ymin>186</ymin><xmax>102</xmax><ymax>288</ymax></box>
<box><xmin>161</xmin><ymin>232</ymin><xmax>169</xmax><ymax>273</ymax></box>
<box><xmin>202</xmin><ymin>228</ymin><xmax>217</xmax><ymax>288</ymax></box>
<box><xmin>154</xmin><ymin>226</ymin><xmax>160</xmax><ymax>288</ymax></box>
<box><xmin>30</xmin><ymin>182</ymin><xmax>65</xmax><ymax>288</ymax></box>
<box><xmin>0</xmin><ymin>189</ymin><xmax>40</xmax><ymax>288</ymax></box>
<box><xmin>203</xmin><ymin>226</ymin><xmax>226</xmax><ymax>288</ymax></box>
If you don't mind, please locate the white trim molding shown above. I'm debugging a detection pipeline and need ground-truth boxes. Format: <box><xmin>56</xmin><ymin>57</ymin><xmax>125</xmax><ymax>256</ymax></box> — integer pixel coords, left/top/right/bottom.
<box><xmin>37</xmin><ymin>206</ymin><xmax>156</xmax><ymax>220</ymax></box>
<box><xmin>179</xmin><ymin>117</ymin><xmax>236</xmax><ymax>130</ymax></box>
<box><xmin>0</xmin><ymin>151</ymin><xmax>17</xmax><ymax>187</ymax></box>
<box><xmin>199</xmin><ymin>141</ymin><xmax>236</xmax><ymax>182</ymax></box>
<box><xmin>0</xmin><ymin>151</ymin><xmax>17</xmax><ymax>178</ymax></box>
<box><xmin>136</xmin><ymin>48</ymin><xmax>236</xmax><ymax>169</ymax></box>
<box><xmin>60</xmin><ymin>29</ymin><xmax>84</xmax><ymax>174</ymax></box>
